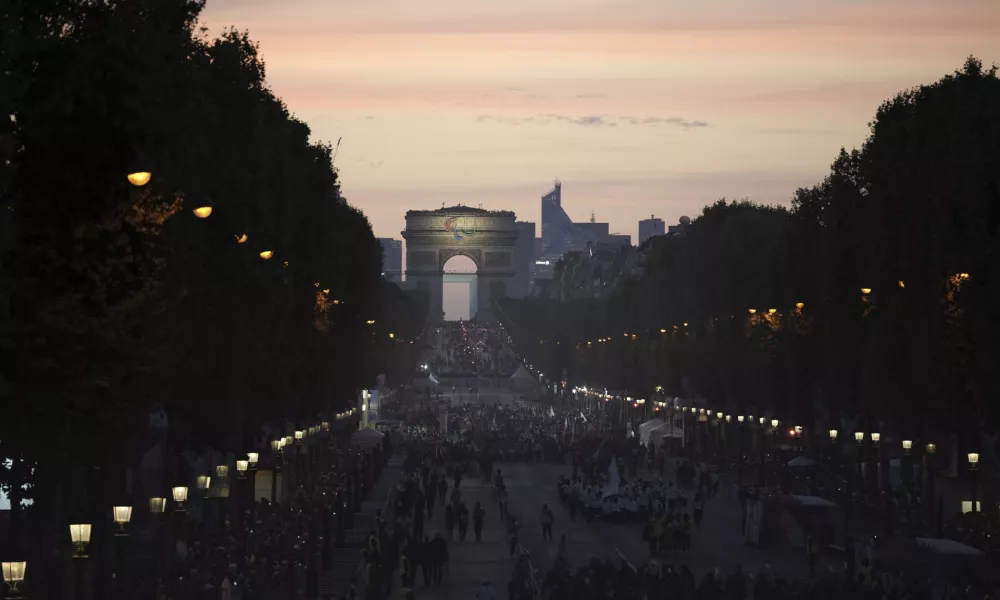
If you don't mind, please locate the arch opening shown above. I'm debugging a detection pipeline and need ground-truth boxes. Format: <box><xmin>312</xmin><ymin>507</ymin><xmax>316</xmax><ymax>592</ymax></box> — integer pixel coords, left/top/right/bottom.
<box><xmin>442</xmin><ymin>255</ymin><xmax>478</xmax><ymax>321</ymax></box>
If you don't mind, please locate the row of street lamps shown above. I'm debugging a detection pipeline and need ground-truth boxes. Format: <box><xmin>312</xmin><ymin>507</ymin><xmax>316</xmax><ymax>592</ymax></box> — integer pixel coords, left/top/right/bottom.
<box><xmin>1</xmin><ymin>411</ymin><xmax>359</xmax><ymax>597</ymax></box>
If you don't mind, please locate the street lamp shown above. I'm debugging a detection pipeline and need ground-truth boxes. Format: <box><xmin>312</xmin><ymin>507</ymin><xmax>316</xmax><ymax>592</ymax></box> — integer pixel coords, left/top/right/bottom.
<box><xmin>855</xmin><ymin>431</ymin><xmax>864</xmax><ymax>445</ymax></box>
<box><xmin>192</xmin><ymin>202</ymin><xmax>213</xmax><ymax>219</ymax></box>
<box><xmin>295</xmin><ymin>430</ymin><xmax>305</xmax><ymax>444</ymax></box>
<box><xmin>738</xmin><ymin>415</ymin><xmax>745</xmax><ymax>423</ymax></box>
<box><xmin>725</xmin><ymin>415</ymin><xmax>732</xmax><ymax>423</ymax></box>
<box><xmin>236</xmin><ymin>460</ymin><xmax>249</xmax><ymax>480</ymax></box>
<box><xmin>925</xmin><ymin>443</ymin><xmax>937</xmax><ymax>454</ymax></box>
<box><xmin>70</xmin><ymin>523</ymin><xmax>92</xmax><ymax>558</ymax></box>
<box><xmin>717</xmin><ymin>412</ymin><xmax>723</xmax><ymax>420</ymax></box>
<box><xmin>829</xmin><ymin>429</ymin><xmax>838</xmax><ymax>442</ymax></box>
<box><xmin>902</xmin><ymin>440</ymin><xmax>913</xmax><ymax>455</ymax></box>
<box><xmin>770</xmin><ymin>419</ymin><xmax>779</xmax><ymax>429</ymax></box>
<box><xmin>112</xmin><ymin>505</ymin><xmax>133</xmax><ymax>536</ymax></box>
<box><xmin>149</xmin><ymin>497</ymin><xmax>166</xmax><ymax>514</ymax></box>
<box><xmin>215</xmin><ymin>465</ymin><xmax>229</xmax><ymax>478</ymax></box>
<box><xmin>259</xmin><ymin>249</ymin><xmax>274</xmax><ymax>260</ymax></box>
<box><xmin>759</xmin><ymin>417</ymin><xmax>765</xmax><ymax>426</ymax></box>
<box><xmin>172</xmin><ymin>486</ymin><xmax>189</xmax><ymax>511</ymax></box>
<box><xmin>968</xmin><ymin>453</ymin><xmax>980</xmax><ymax>471</ymax></box>
<box><xmin>247</xmin><ymin>452</ymin><xmax>259</xmax><ymax>471</ymax></box>
<box><xmin>2</xmin><ymin>561</ymin><xmax>27</xmax><ymax>597</ymax></box>
<box><xmin>127</xmin><ymin>171</ymin><xmax>151</xmax><ymax>187</ymax></box>
<box><xmin>196</xmin><ymin>475</ymin><xmax>211</xmax><ymax>491</ymax></box>
<box><xmin>861</xmin><ymin>288</ymin><xmax>872</xmax><ymax>295</ymax></box>
<box><xmin>871</xmin><ymin>432</ymin><xmax>881</xmax><ymax>446</ymax></box>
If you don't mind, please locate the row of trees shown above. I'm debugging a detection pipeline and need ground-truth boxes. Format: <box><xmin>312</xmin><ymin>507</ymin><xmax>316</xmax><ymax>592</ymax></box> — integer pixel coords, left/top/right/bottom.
<box><xmin>499</xmin><ymin>57</ymin><xmax>1000</xmax><ymax>446</ymax></box>
<box><xmin>0</xmin><ymin>0</ymin><xmax>426</xmax><ymax>533</ymax></box>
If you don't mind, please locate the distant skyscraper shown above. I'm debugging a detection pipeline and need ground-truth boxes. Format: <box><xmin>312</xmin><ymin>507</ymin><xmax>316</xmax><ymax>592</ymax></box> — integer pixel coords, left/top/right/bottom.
<box><xmin>638</xmin><ymin>216</ymin><xmax>665</xmax><ymax>245</ymax></box>
<box><xmin>513</xmin><ymin>221</ymin><xmax>535</xmax><ymax>298</ymax></box>
<box><xmin>378</xmin><ymin>238</ymin><xmax>403</xmax><ymax>282</ymax></box>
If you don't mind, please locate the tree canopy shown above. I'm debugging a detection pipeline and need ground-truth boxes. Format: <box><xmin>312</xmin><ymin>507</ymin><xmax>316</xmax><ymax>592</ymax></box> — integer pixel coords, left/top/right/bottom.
<box><xmin>500</xmin><ymin>57</ymin><xmax>1000</xmax><ymax>446</ymax></box>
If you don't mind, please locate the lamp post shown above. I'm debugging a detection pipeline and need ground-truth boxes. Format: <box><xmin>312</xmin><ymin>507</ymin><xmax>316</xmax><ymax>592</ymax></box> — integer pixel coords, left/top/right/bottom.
<box><xmin>924</xmin><ymin>443</ymin><xmax>938</xmax><ymax>533</ymax></box>
<box><xmin>968</xmin><ymin>452</ymin><xmax>980</xmax><ymax>514</ymax></box>
<box><xmin>70</xmin><ymin>523</ymin><xmax>91</xmax><ymax>600</ymax></box>
<box><xmin>111</xmin><ymin>506</ymin><xmax>132</xmax><ymax>600</ymax></box>
<box><xmin>1</xmin><ymin>561</ymin><xmax>27</xmax><ymax>599</ymax></box>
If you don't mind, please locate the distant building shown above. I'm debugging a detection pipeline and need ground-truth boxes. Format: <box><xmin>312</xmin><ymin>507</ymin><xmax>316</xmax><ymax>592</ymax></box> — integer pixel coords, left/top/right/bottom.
<box><xmin>513</xmin><ymin>221</ymin><xmax>536</xmax><ymax>298</ymax></box>
<box><xmin>378</xmin><ymin>238</ymin><xmax>403</xmax><ymax>282</ymax></box>
<box><xmin>667</xmin><ymin>215</ymin><xmax>692</xmax><ymax>236</ymax></box>
<box><xmin>638</xmin><ymin>216</ymin><xmax>665</xmax><ymax>245</ymax></box>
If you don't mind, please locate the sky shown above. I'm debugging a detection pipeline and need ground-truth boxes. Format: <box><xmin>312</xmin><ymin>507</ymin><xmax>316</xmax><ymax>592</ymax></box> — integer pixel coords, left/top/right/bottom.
<box><xmin>199</xmin><ymin>0</ymin><xmax>1000</xmax><ymax>319</ymax></box>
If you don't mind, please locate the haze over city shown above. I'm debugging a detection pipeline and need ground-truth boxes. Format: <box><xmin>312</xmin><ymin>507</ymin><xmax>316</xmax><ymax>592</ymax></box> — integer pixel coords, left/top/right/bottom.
<box><xmin>201</xmin><ymin>0</ymin><xmax>1000</xmax><ymax>243</ymax></box>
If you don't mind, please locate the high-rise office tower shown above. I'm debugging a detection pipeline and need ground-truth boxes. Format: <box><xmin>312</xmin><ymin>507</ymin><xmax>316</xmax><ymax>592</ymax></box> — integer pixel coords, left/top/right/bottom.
<box><xmin>638</xmin><ymin>216</ymin><xmax>665</xmax><ymax>245</ymax></box>
<box><xmin>378</xmin><ymin>238</ymin><xmax>403</xmax><ymax>282</ymax></box>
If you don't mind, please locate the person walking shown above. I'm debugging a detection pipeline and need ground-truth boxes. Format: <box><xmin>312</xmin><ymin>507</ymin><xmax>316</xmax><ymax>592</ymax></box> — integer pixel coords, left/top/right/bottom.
<box><xmin>420</xmin><ymin>536</ymin><xmax>433</xmax><ymax>588</ymax></box>
<box><xmin>497</xmin><ymin>485</ymin><xmax>508</xmax><ymax>521</ymax></box>
<box><xmin>445</xmin><ymin>504</ymin><xmax>456</xmax><ymax>541</ymax></box>
<box><xmin>438</xmin><ymin>477</ymin><xmax>447</xmax><ymax>507</ymax></box>
<box><xmin>430</xmin><ymin>533</ymin><xmax>448</xmax><ymax>585</ymax></box>
<box><xmin>540</xmin><ymin>504</ymin><xmax>554</xmax><ymax>541</ymax></box>
<box><xmin>693</xmin><ymin>491</ymin><xmax>705</xmax><ymax>529</ymax></box>
<box><xmin>474</xmin><ymin>502</ymin><xmax>486</xmax><ymax>542</ymax></box>
<box><xmin>805</xmin><ymin>531</ymin><xmax>819</xmax><ymax>578</ymax></box>
<box><xmin>458</xmin><ymin>502</ymin><xmax>470</xmax><ymax>542</ymax></box>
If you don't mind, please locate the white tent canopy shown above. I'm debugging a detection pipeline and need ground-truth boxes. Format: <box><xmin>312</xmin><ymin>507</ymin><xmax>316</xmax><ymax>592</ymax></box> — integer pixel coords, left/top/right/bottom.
<box><xmin>352</xmin><ymin>427</ymin><xmax>385</xmax><ymax>448</ymax></box>
<box><xmin>638</xmin><ymin>419</ymin><xmax>665</xmax><ymax>445</ymax></box>
<box><xmin>647</xmin><ymin>423</ymin><xmax>683</xmax><ymax>442</ymax></box>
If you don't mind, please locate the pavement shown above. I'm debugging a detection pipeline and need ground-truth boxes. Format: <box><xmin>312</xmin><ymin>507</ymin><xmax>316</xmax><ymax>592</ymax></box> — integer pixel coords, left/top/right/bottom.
<box><xmin>419</xmin><ymin>475</ymin><xmax>516</xmax><ymax>600</ymax></box>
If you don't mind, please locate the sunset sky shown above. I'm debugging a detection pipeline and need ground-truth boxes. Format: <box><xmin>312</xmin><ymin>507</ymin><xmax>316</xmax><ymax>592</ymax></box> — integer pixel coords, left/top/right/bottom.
<box><xmin>200</xmin><ymin>0</ymin><xmax>998</xmax><ymax>313</ymax></box>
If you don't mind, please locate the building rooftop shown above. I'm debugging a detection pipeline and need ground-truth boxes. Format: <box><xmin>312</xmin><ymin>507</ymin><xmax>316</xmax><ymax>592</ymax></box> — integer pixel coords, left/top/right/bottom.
<box><xmin>406</xmin><ymin>205</ymin><xmax>515</xmax><ymax>218</ymax></box>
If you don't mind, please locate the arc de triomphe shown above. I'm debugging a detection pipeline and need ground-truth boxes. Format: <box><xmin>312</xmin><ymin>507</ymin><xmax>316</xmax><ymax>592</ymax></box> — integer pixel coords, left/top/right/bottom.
<box><xmin>402</xmin><ymin>206</ymin><xmax>520</xmax><ymax>322</ymax></box>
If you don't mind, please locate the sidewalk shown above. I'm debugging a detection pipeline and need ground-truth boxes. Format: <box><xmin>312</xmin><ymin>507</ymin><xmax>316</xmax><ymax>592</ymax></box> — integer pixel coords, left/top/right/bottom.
<box><xmin>320</xmin><ymin>455</ymin><xmax>405</xmax><ymax>600</ymax></box>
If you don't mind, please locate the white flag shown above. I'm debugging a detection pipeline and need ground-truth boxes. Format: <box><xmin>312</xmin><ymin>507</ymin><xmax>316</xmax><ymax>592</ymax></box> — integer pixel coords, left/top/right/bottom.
<box><xmin>601</xmin><ymin>457</ymin><xmax>620</xmax><ymax>498</ymax></box>
<box><xmin>580</xmin><ymin>411</ymin><xmax>587</xmax><ymax>423</ymax></box>
<box><xmin>548</xmin><ymin>406</ymin><xmax>555</xmax><ymax>418</ymax></box>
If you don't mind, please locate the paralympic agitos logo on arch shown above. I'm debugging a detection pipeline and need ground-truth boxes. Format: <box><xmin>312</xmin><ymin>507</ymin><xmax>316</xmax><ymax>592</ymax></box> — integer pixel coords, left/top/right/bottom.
<box><xmin>444</xmin><ymin>217</ymin><xmax>477</xmax><ymax>241</ymax></box>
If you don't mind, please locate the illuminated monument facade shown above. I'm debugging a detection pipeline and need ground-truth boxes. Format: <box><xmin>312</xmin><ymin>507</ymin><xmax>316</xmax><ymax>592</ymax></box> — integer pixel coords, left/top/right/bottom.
<box><xmin>402</xmin><ymin>206</ymin><xmax>522</xmax><ymax>322</ymax></box>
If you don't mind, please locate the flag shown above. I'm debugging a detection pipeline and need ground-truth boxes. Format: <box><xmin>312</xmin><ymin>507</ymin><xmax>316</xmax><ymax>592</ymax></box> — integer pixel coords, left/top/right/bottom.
<box><xmin>548</xmin><ymin>406</ymin><xmax>555</xmax><ymax>418</ymax></box>
<box><xmin>601</xmin><ymin>457</ymin><xmax>620</xmax><ymax>498</ymax></box>
<box><xmin>580</xmin><ymin>411</ymin><xmax>587</xmax><ymax>423</ymax></box>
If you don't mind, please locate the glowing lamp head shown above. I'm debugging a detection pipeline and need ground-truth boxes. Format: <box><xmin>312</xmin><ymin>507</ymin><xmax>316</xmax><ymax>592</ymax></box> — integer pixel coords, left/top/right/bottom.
<box><xmin>235</xmin><ymin>233</ymin><xmax>248</xmax><ymax>243</ymax></box>
<box><xmin>248</xmin><ymin>452</ymin><xmax>259</xmax><ymax>467</ymax></box>
<box><xmin>295</xmin><ymin>430</ymin><xmax>304</xmax><ymax>441</ymax></box>
<box><xmin>925</xmin><ymin>443</ymin><xmax>937</xmax><ymax>454</ymax></box>
<box><xmin>260</xmin><ymin>250</ymin><xmax>274</xmax><ymax>260</ymax></box>
<box><xmin>861</xmin><ymin>287</ymin><xmax>872</xmax><ymax>295</ymax></box>
<box><xmin>771</xmin><ymin>419</ymin><xmax>779</xmax><ymax>428</ymax></box>
<box><xmin>902</xmin><ymin>440</ymin><xmax>913</xmax><ymax>453</ymax></box>
<box><xmin>215</xmin><ymin>465</ymin><xmax>229</xmax><ymax>478</ymax></box>
<box><xmin>271</xmin><ymin>439</ymin><xmax>281</xmax><ymax>451</ymax></box>
<box><xmin>855</xmin><ymin>431</ymin><xmax>864</xmax><ymax>444</ymax></box>
<box><xmin>748</xmin><ymin>308</ymin><xmax>756</xmax><ymax>314</ymax></box>
<box><xmin>69</xmin><ymin>523</ymin><xmax>92</xmax><ymax>550</ymax></box>
<box><xmin>829</xmin><ymin>429</ymin><xmax>838</xmax><ymax>441</ymax></box>
<box><xmin>871</xmin><ymin>432</ymin><xmax>881</xmax><ymax>444</ymax></box>
<box><xmin>795</xmin><ymin>302</ymin><xmax>805</xmax><ymax>309</ymax></box>
<box><xmin>1</xmin><ymin>561</ymin><xmax>27</xmax><ymax>587</ymax></box>
<box><xmin>968</xmin><ymin>452</ymin><xmax>980</xmax><ymax>468</ymax></box>
<box><xmin>149</xmin><ymin>497</ymin><xmax>167</xmax><ymax>514</ymax></box>
<box><xmin>193</xmin><ymin>205</ymin><xmax>213</xmax><ymax>219</ymax></box>
<box><xmin>112</xmin><ymin>506</ymin><xmax>132</xmax><ymax>535</ymax></box>
<box><xmin>768</xmin><ymin>308</ymin><xmax>777</xmax><ymax>314</ymax></box>
<box><xmin>172</xmin><ymin>486</ymin><xmax>189</xmax><ymax>503</ymax></box>
<box><xmin>196</xmin><ymin>475</ymin><xmax>211</xmax><ymax>490</ymax></box>
<box><xmin>725</xmin><ymin>415</ymin><xmax>732</xmax><ymax>423</ymax></box>
<box><xmin>738</xmin><ymin>415</ymin><xmax>745</xmax><ymax>423</ymax></box>
<box><xmin>127</xmin><ymin>171</ymin><xmax>151</xmax><ymax>187</ymax></box>
<box><xmin>236</xmin><ymin>460</ymin><xmax>249</xmax><ymax>478</ymax></box>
